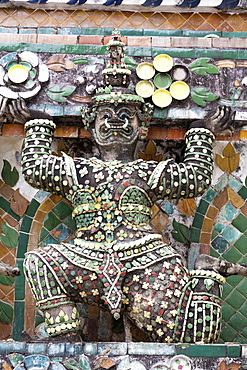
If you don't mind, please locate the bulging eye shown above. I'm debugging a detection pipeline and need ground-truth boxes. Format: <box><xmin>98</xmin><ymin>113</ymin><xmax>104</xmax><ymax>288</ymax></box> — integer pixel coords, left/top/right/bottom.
<box><xmin>103</xmin><ymin>113</ymin><xmax>109</xmax><ymax>119</ymax></box>
<box><xmin>120</xmin><ymin>113</ymin><xmax>127</xmax><ymax>120</ymax></box>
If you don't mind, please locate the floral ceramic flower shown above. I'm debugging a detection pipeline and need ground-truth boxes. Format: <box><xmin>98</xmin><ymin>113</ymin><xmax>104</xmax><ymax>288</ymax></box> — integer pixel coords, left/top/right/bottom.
<box><xmin>0</xmin><ymin>51</ymin><xmax>49</xmax><ymax>100</ymax></box>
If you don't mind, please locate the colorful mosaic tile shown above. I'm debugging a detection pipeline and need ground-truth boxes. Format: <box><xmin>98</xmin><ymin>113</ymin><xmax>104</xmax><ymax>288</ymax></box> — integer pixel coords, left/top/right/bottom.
<box><xmin>192</xmin><ymin>172</ymin><xmax>247</xmax><ymax>343</ymax></box>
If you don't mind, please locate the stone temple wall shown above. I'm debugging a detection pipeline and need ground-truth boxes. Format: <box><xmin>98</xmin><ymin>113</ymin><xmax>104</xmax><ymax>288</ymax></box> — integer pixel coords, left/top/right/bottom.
<box><xmin>0</xmin><ymin>6</ymin><xmax>247</xmax><ymax>370</ymax></box>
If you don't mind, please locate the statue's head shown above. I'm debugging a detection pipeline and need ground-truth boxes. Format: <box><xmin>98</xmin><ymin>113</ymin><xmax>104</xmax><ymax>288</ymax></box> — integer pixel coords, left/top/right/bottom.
<box><xmin>81</xmin><ymin>29</ymin><xmax>153</xmax><ymax>151</ymax></box>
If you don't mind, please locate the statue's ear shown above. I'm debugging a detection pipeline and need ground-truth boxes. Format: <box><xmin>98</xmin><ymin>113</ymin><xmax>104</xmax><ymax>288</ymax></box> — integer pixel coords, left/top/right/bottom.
<box><xmin>136</xmin><ymin>103</ymin><xmax>153</xmax><ymax>127</ymax></box>
<box><xmin>80</xmin><ymin>106</ymin><xmax>97</xmax><ymax>130</ymax></box>
<box><xmin>138</xmin><ymin>126</ymin><xmax>149</xmax><ymax>140</ymax></box>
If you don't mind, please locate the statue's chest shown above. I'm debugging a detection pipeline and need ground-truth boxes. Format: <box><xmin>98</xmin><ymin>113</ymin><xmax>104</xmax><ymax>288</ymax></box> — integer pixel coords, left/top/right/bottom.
<box><xmin>71</xmin><ymin>160</ymin><xmax>155</xmax><ymax>231</ymax></box>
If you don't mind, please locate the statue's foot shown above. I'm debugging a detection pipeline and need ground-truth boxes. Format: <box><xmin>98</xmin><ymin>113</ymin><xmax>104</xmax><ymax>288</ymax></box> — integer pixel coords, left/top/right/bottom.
<box><xmin>21</xmin><ymin>330</ymin><xmax>82</xmax><ymax>343</ymax></box>
<box><xmin>195</xmin><ymin>254</ymin><xmax>247</xmax><ymax>278</ymax></box>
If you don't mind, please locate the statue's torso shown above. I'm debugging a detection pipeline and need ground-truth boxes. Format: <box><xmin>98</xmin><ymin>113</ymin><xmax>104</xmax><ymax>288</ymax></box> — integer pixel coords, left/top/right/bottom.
<box><xmin>69</xmin><ymin>157</ymin><xmax>159</xmax><ymax>247</ymax></box>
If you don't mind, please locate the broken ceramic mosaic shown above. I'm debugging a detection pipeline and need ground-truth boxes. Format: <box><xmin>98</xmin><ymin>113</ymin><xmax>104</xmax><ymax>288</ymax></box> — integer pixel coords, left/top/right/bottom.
<box><xmin>1</xmin><ymin>30</ymin><xmax>247</xmax><ymax>343</ymax></box>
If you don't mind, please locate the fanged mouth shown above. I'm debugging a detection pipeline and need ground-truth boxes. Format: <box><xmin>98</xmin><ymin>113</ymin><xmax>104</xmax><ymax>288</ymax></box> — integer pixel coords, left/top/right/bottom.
<box><xmin>99</xmin><ymin>122</ymin><xmax>134</xmax><ymax>138</ymax></box>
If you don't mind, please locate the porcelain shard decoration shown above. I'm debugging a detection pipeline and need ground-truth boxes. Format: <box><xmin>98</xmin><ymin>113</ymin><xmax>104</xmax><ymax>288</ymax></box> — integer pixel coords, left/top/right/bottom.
<box><xmin>19</xmin><ymin>30</ymin><xmax>247</xmax><ymax>343</ymax></box>
<box><xmin>0</xmin><ymin>51</ymin><xmax>49</xmax><ymax>100</ymax></box>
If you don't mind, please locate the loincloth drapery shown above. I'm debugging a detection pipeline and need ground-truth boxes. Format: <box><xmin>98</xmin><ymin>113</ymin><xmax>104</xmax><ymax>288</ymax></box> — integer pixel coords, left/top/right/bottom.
<box><xmin>25</xmin><ymin>234</ymin><xmax>183</xmax><ymax>316</ymax></box>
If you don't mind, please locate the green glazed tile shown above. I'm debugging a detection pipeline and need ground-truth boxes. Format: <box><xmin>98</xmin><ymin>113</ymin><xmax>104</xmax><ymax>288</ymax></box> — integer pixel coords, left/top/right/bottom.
<box><xmin>53</xmin><ymin>201</ymin><xmax>72</xmax><ymax>220</ymax></box>
<box><xmin>144</xmin><ymin>29</ymin><xmax>182</xmax><ymax>36</ymax></box>
<box><xmin>221</xmin><ymin>202</ymin><xmax>239</xmax><ymax>222</ymax></box>
<box><xmin>235</xmin><ymin>235</ymin><xmax>247</xmax><ymax>254</ymax></box>
<box><xmin>65</xmin><ymin>44</ymin><xmax>106</xmax><ymax>55</ymax></box>
<box><xmin>213</xmin><ymin>174</ymin><xmax>228</xmax><ymax>191</ymax></box>
<box><xmin>15</xmin><ymin>260</ymin><xmax>25</xmax><ymax>300</ymax></box>
<box><xmin>40</xmin><ymin>227</ymin><xmax>49</xmax><ymax>242</ymax></box>
<box><xmin>177</xmin><ymin>344</ymin><xmax>227</xmax><ymax>357</ymax></box>
<box><xmin>229</xmin><ymin>176</ymin><xmax>243</xmax><ymax>192</ymax></box>
<box><xmin>220</xmin><ymin>323</ymin><xmax>237</xmax><ymax>342</ymax></box>
<box><xmin>64</xmin><ymin>105</ymin><xmax>81</xmax><ymax>116</ymax></box>
<box><xmin>203</xmin><ymin>188</ymin><xmax>217</xmax><ymax>202</ymax></box>
<box><xmin>65</xmin><ymin>343</ymin><xmax>83</xmax><ymax>355</ymax></box>
<box><xmin>5</xmin><ymin>342</ymin><xmax>26</xmax><ymax>354</ymax></box>
<box><xmin>210</xmin><ymin>247</ymin><xmax>220</xmax><ymax>258</ymax></box>
<box><xmin>229</xmin><ymin>312</ymin><xmax>247</xmax><ymax>332</ymax></box>
<box><xmin>232</xmin><ymin>213</ymin><xmax>247</xmax><ymax>233</ymax></box>
<box><xmin>80</xmin><ymin>28</ymin><xmax>105</xmax><ymax>35</ymax></box>
<box><xmin>226</xmin><ymin>289</ymin><xmax>246</xmax><ymax>310</ymax></box>
<box><xmin>222</xmin><ymin>302</ymin><xmax>235</xmax><ymax>321</ymax></box>
<box><xmin>44</xmin><ymin>105</ymin><xmax>63</xmax><ymax>116</ymax></box>
<box><xmin>238</xmin><ymin>49</ymin><xmax>247</xmax><ymax>60</ymax></box>
<box><xmin>195</xmin><ymin>48</ymin><xmax>238</xmax><ymax>59</ymax></box>
<box><xmin>236</xmin><ymin>279</ymin><xmax>247</xmax><ymax>298</ymax></box>
<box><xmin>104</xmin><ymin>28</ymin><xmax>115</xmax><ymax>36</ymax></box>
<box><xmin>63</xmin><ymin>215</ymin><xmax>76</xmax><ymax>231</ymax></box>
<box><xmin>152</xmin><ymin>47</ymin><xmax>195</xmax><ymax>58</ymax></box>
<box><xmin>221</xmin><ymin>225</ymin><xmax>241</xmax><ymax>244</ymax></box>
<box><xmin>222</xmin><ymin>247</ymin><xmax>242</xmax><ymax>263</ymax></box>
<box><xmin>183</xmin><ymin>30</ymin><xmax>222</xmax><ymax>37</ymax></box>
<box><xmin>119</xmin><ymin>28</ymin><xmax>143</xmax><ymax>36</ymax></box>
<box><xmin>44</xmin><ymin>212</ymin><xmax>60</xmax><ymax>231</ymax></box>
<box><xmin>240</xmin><ymin>327</ymin><xmax>247</xmax><ymax>340</ymax></box>
<box><xmin>19</xmin><ymin>28</ymin><xmax>36</xmax><ymax>34</ymax></box>
<box><xmin>190</xmin><ymin>227</ymin><xmax>201</xmax><ymax>243</ymax></box>
<box><xmin>240</xmin><ymin>301</ymin><xmax>247</xmax><ymax>317</ymax></box>
<box><xmin>20</xmin><ymin>215</ymin><xmax>32</xmax><ymax>232</ymax></box>
<box><xmin>227</xmin><ymin>274</ymin><xmax>243</xmax><ymax>287</ymax></box>
<box><xmin>222</xmin><ymin>282</ymin><xmax>235</xmax><ymax>299</ymax></box>
<box><xmin>0</xmin><ymin>43</ymin><xmax>22</xmax><ymax>52</ymax></box>
<box><xmin>26</xmin><ymin>199</ymin><xmax>40</xmax><ymax>218</ymax></box>
<box><xmin>235</xmin><ymin>334</ymin><xmax>247</xmax><ymax>343</ymax></box>
<box><xmin>12</xmin><ymin>301</ymin><xmax>25</xmax><ymax>341</ymax></box>
<box><xmin>0</xmin><ymin>343</ymin><xmax>7</xmax><ymax>355</ymax></box>
<box><xmin>153</xmin><ymin>107</ymin><xmax>167</xmax><ymax>119</ymax></box>
<box><xmin>126</xmin><ymin>47</ymin><xmax>152</xmax><ymax>57</ymax></box>
<box><xmin>0</xmin><ymin>196</ymin><xmax>10</xmax><ymax>212</ymax></box>
<box><xmin>227</xmin><ymin>345</ymin><xmax>241</xmax><ymax>357</ymax></box>
<box><xmin>83</xmin><ymin>343</ymin><xmax>97</xmax><ymax>355</ymax></box>
<box><xmin>17</xmin><ymin>232</ymin><xmax>29</xmax><ymax>258</ymax></box>
<box><xmin>57</xmin><ymin>27</ymin><xmax>81</xmax><ymax>35</ymax></box>
<box><xmin>37</xmin><ymin>28</ymin><xmax>56</xmax><ymax>34</ymax></box>
<box><xmin>211</xmin><ymin>229</ymin><xmax>219</xmax><ymax>240</ymax></box>
<box><xmin>192</xmin><ymin>213</ymin><xmax>204</xmax><ymax>229</ymax></box>
<box><xmin>223</xmin><ymin>31</ymin><xmax>247</xmax><ymax>38</ymax></box>
<box><xmin>238</xmin><ymin>256</ymin><xmax>247</xmax><ymax>265</ymax></box>
<box><xmin>26</xmin><ymin>343</ymin><xmax>48</xmax><ymax>354</ymax></box>
<box><xmin>47</xmin><ymin>343</ymin><xmax>66</xmax><ymax>356</ymax></box>
<box><xmin>238</xmin><ymin>186</ymin><xmax>247</xmax><ymax>200</ymax></box>
<box><xmin>0</xmin><ymin>27</ymin><xmax>18</xmax><ymax>33</ymax></box>
<box><xmin>22</xmin><ymin>43</ymin><xmax>66</xmax><ymax>53</ymax></box>
<box><xmin>196</xmin><ymin>199</ymin><xmax>209</xmax><ymax>215</ymax></box>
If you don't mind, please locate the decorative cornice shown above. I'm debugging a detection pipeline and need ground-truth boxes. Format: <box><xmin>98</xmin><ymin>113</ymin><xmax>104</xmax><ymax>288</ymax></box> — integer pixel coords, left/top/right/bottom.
<box><xmin>0</xmin><ymin>0</ymin><xmax>245</xmax><ymax>11</ymax></box>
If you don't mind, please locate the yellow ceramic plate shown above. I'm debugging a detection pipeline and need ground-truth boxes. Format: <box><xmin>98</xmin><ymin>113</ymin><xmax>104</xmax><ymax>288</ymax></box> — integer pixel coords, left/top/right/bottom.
<box><xmin>169</xmin><ymin>81</ymin><xmax>190</xmax><ymax>100</ymax></box>
<box><xmin>136</xmin><ymin>62</ymin><xmax>155</xmax><ymax>80</ymax></box>
<box><xmin>136</xmin><ymin>80</ymin><xmax>154</xmax><ymax>98</ymax></box>
<box><xmin>153</xmin><ymin>54</ymin><xmax>173</xmax><ymax>72</ymax></box>
<box><xmin>8</xmin><ymin>64</ymin><xmax>28</xmax><ymax>84</ymax></box>
<box><xmin>152</xmin><ymin>89</ymin><xmax>172</xmax><ymax>108</ymax></box>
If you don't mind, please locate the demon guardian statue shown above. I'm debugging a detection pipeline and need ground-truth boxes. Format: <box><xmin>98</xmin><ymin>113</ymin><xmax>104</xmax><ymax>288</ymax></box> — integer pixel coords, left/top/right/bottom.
<box><xmin>18</xmin><ymin>31</ymin><xmax>247</xmax><ymax>343</ymax></box>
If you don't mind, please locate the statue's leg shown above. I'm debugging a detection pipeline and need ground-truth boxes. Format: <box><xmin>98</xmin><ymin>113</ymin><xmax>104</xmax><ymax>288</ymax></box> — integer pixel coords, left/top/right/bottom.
<box><xmin>174</xmin><ymin>269</ymin><xmax>225</xmax><ymax>344</ymax></box>
<box><xmin>122</xmin><ymin>257</ymin><xmax>188</xmax><ymax>343</ymax></box>
<box><xmin>24</xmin><ymin>250</ymin><xmax>81</xmax><ymax>338</ymax></box>
<box><xmin>123</xmin><ymin>257</ymin><xmax>225</xmax><ymax>343</ymax></box>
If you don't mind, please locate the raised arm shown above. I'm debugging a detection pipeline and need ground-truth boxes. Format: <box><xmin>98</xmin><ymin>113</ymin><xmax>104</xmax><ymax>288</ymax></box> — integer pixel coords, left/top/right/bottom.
<box><xmin>21</xmin><ymin>112</ymin><xmax>75</xmax><ymax>198</ymax></box>
<box><xmin>148</xmin><ymin>106</ymin><xmax>234</xmax><ymax>200</ymax></box>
